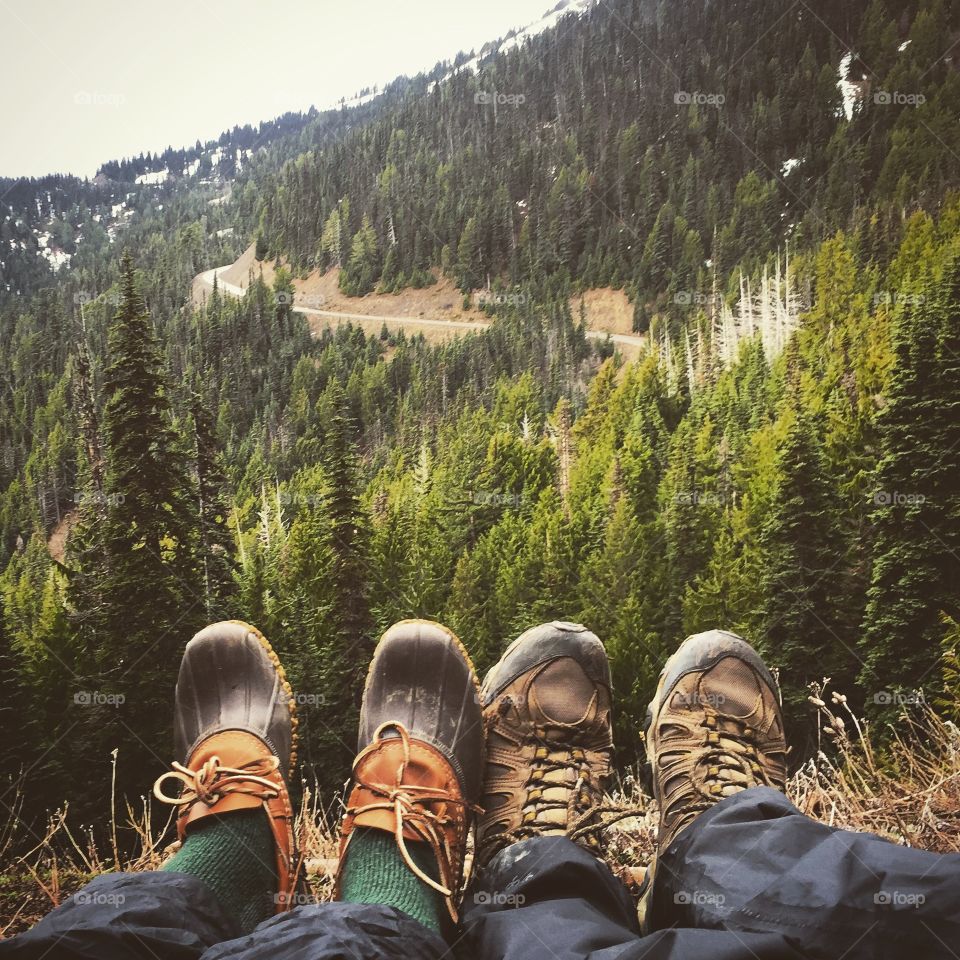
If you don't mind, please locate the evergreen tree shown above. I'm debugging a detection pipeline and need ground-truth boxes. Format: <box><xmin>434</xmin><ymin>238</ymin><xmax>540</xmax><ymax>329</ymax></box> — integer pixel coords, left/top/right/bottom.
<box><xmin>340</xmin><ymin>215</ymin><xmax>381</xmax><ymax>296</ymax></box>
<box><xmin>859</xmin><ymin>258</ymin><xmax>960</xmax><ymax>707</ymax></box>
<box><xmin>0</xmin><ymin>595</ymin><xmax>26</xmax><ymax>779</ymax></box>
<box><xmin>72</xmin><ymin>254</ymin><xmax>201</xmax><ymax>806</ymax></box>
<box><xmin>757</xmin><ymin>405</ymin><xmax>848</xmax><ymax>743</ymax></box>
<box><xmin>455</xmin><ymin>217</ymin><xmax>484</xmax><ymax>292</ymax></box>
<box><xmin>191</xmin><ymin>394</ymin><xmax>236</xmax><ymax>621</ymax></box>
<box><xmin>312</xmin><ymin>383</ymin><xmax>375</xmax><ymax>778</ymax></box>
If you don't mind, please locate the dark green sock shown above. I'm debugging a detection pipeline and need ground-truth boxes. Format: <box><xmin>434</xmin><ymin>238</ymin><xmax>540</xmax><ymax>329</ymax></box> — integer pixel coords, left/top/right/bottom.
<box><xmin>162</xmin><ymin>810</ymin><xmax>276</xmax><ymax>934</ymax></box>
<box><xmin>339</xmin><ymin>827</ymin><xmax>448</xmax><ymax>937</ymax></box>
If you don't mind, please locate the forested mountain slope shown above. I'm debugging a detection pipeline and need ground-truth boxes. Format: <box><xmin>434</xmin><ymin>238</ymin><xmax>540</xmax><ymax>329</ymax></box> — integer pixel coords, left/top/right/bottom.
<box><xmin>244</xmin><ymin>0</ymin><xmax>960</xmax><ymax>327</ymax></box>
<box><xmin>1</xmin><ymin>0</ymin><xmax>959</xmax><ymax>849</ymax></box>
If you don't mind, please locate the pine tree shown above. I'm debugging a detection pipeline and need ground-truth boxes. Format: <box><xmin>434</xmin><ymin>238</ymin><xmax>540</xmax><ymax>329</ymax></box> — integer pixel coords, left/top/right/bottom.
<box><xmin>312</xmin><ymin>383</ymin><xmax>374</xmax><ymax>779</ymax></box>
<box><xmin>340</xmin><ymin>215</ymin><xmax>381</xmax><ymax>296</ymax></box>
<box><xmin>859</xmin><ymin>257</ymin><xmax>960</xmax><ymax>707</ymax></box>
<box><xmin>0</xmin><ymin>595</ymin><xmax>26</xmax><ymax>778</ymax></box>
<box><xmin>276</xmin><ymin>468</ymin><xmax>335</xmax><ymax>777</ymax></box>
<box><xmin>758</xmin><ymin>406</ymin><xmax>847</xmax><ymax>740</ymax></box>
<box><xmin>191</xmin><ymin>394</ymin><xmax>236</xmax><ymax>621</ymax></box>
<box><xmin>320</xmin><ymin>200</ymin><xmax>349</xmax><ymax>270</ymax></box>
<box><xmin>72</xmin><ymin>254</ymin><xmax>201</xmax><ymax>805</ymax></box>
<box><xmin>455</xmin><ymin>216</ymin><xmax>484</xmax><ymax>292</ymax></box>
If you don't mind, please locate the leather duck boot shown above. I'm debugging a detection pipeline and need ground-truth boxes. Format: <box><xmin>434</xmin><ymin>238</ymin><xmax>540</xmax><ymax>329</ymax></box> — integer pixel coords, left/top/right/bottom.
<box><xmin>639</xmin><ymin>629</ymin><xmax>788</xmax><ymax>930</ymax></box>
<box><xmin>153</xmin><ymin>620</ymin><xmax>302</xmax><ymax>930</ymax></box>
<box><xmin>475</xmin><ymin>621</ymin><xmax>615</xmax><ymax>868</ymax></box>
<box><xmin>335</xmin><ymin>619</ymin><xmax>484</xmax><ymax>933</ymax></box>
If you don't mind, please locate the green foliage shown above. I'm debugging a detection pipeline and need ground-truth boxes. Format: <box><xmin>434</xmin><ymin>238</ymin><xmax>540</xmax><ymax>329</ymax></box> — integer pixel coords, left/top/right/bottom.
<box><xmin>68</xmin><ymin>255</ymin><xmax>204</xmax><ymax>806</ymax></box>
<box><xmin>340</xmin><ymin>215</ymin><xmax>381</xmax><ymax>297</ymax></box>
<box><xmin>5</xmin><ymin>0</ymin><xmax>960</xmax><ymax>845</ymax></box>
<box><xmin>859</xmin><ymin>249</ymin><xmax>960</xmax><ymax>709</ymax></box>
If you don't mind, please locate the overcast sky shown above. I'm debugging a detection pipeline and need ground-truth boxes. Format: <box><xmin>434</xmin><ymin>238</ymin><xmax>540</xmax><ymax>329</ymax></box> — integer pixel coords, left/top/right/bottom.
<box><xmin>1</xmin><ymin>0</ymin><xmax>552</xmax><ymax>179</ymax></box>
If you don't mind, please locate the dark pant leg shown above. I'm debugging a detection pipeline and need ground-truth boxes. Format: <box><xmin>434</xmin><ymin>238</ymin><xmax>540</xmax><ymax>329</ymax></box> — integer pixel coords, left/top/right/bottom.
<box><xmin>198</xmin><ymin>903</ymin><xmax>448</xmax><ymax>960</ymax></box>
<box><xmin>0</xmin><ymin>872</ymin><xmax>237</xmax><ymax>960</ymax></box>
<box><xmin>649</xmin><ymin>786</ymin><xmax>960</xmax><ymax>960</ymax></box>
<box><xmin>463</xmin><ymin>836</ymin><xmax>806</xmax><ymax>960</ymax></box>
<box><xmin>2</xmin><ymin>876</ymin><xmax>449</xmax><ymax>960</ymax></box>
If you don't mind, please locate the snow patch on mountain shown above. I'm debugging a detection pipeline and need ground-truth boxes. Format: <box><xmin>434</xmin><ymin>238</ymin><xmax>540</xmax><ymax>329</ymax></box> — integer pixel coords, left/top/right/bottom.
<box><xmin>35</xmin><ymin>231</ymin><xmax>71</xmax><ymax>272</ymax></box>
<box><xmin>135</xmin><ymin>169</ymin><xmax>169</xmax><ymax>185</ymax></box>
<box><xmin>500</xmin><ymin>0</ymin><xmax>596</xmax><ymax>53</ymax></box>
<box><xmin>324</xmin><ymin>89</ymin><xmax>381</xmax><ymax>111</ymax></box>
<box><xmin>837</xmin><ymin>52</ymin><xmax>862</xmax><ymax>121</ymax></box>
<box><xmin>428</xmin><ymin>0</ymin><xmax>598</xmax><ymax>92</ymax></box>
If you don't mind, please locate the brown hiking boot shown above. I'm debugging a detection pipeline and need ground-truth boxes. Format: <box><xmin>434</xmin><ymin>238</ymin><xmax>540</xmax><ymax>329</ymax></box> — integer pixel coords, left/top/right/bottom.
<box><xmin>335</xmin><ymin>619</ymin><xmax>484</xmax><ymax>922</ymax></box>
<box><xmin>476</xmin><ymin>621</ymin><xmax>614</xmax><ymax>868</ymax></box>
<box><xmin>638</xmin><ymin>629</ymin><xmax>787</xmax><ymax>928</ymax></box>
<box><xmin>153</xmin><ymin>620</ymin><xmax>302</xmax><ymax>912</ymax></box>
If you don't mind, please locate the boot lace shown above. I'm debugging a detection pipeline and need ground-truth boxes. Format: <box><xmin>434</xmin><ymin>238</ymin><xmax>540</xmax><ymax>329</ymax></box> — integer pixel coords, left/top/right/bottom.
<box><xmin>669</xmin><ymin>712</ymin><xmax>780</xmax><ymax>829</ymax></box>
<box><xmin>484</xmin><ymin>724</ymin><xmax>639</xmax><ymax>856</ymax></box>
<box><xmin>342</xmin><ymin>722</ymin><xmax>479</xmax><ymax>922</ymax></box>
<box><xmin>153</xmin><ymin>755</ymin><xmax>282</xmax><ymax>808</ymax></box>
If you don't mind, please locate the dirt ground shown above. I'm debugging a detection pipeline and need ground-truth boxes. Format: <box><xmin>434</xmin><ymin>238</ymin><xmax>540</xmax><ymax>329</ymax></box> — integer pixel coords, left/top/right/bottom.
<box><xmin>196</xmin><ymin>243</ymin><xmax>638</xmax><ymax>345</ymax></box>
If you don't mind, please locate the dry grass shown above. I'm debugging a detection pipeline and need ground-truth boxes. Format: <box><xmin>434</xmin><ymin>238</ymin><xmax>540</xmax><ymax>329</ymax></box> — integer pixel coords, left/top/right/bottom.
<box><xmin>3</xmin><ymin>694</ymin><xmax>958</xmax><ymax>938</ymax></box>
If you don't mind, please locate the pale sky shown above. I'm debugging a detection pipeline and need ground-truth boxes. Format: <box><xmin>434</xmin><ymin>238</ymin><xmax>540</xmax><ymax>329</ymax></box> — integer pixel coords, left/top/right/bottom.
<box><xmin>0</xmin><ymin>0</ymin><xmax>553</xmax><ymax>178</ymax></box>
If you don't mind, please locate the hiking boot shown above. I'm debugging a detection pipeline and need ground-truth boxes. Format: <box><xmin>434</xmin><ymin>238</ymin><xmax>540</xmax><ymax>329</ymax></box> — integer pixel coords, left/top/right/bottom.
<box><xmin>638</xmin><ymin>629</ymin><xmax>787</xmax><ymax>928</ymax></box>
<box><xmin>335</xmin><ymin>619</ymin><xmax>484</xmax><ymax>922</ymax></box>
<box><xmin>153</xmin><ymin>620</ymin><xmax>301</xmax><ymax>912</ymax></box>
<box><xmin>476</xmin><ymin>621</ymin><xmax>614</xmax><ymax>868</ymax></box>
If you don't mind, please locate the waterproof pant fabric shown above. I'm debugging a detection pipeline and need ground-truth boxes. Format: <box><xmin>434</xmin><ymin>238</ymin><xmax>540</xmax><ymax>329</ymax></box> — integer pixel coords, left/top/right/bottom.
<box><xmin>5</xmin><ymin>787</ymin><xmax>959</xmax><ymax>960</ymax></box>
<box><xmin>464</xmin><ymin>786</ymin><xmax>960</xmax><ymax>959</ymax></box>
<box><xmin>0</xmin><ymin>871</ymin><xmax>449</xmax><ymax>960</ymax></box>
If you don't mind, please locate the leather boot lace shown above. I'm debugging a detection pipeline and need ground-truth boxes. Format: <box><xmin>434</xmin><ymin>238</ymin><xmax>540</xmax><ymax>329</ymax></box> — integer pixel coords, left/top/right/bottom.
<box><xmin>667</xmin><ymin>711</ymin><xmax>780</xmax><ymax>833</ymax></box>
<box><xmin>343</xmin><ymin>722</ymin><xmax>479</xmax><ymax>922</ymax></box>
<box><xmin>153</xmin><ymin>755</ymin><xmax>282</xmax><ymax>808</ymax></box>
<box><xmin>483</xmin><ymin>723</ymin><xmax>640</xmax><ymax>857</ymax></box>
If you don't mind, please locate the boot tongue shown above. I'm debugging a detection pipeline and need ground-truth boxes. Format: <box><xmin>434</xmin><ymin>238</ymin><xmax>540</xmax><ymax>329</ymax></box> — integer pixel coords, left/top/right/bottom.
<box><xmin>530</xmin><ymin>659</ymin><xmax>596</xmax><ymax>725</ymax></box>
<box><xmin>698</xmin><ymin>657</ymin><xmax>762</xmax><ymax>719</ymax></box>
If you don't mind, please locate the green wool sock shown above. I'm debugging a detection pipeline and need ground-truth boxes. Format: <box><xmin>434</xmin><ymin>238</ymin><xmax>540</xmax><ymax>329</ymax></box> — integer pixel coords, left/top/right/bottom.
<box><xmin>162</xmin><ymin>810</ymin><xmax>277</xmax><ymax>934</ymax></box>
<box><xmin>339</xmin><ymin>827</ymin><xmax>448</xmax><ymax>937</ymax></box>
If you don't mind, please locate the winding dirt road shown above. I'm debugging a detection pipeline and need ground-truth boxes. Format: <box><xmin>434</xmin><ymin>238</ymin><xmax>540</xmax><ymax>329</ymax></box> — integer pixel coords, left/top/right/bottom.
<box><xmin>194</xmin><ymin>266</ymin><xmax>646</xmax><ymax>353</ymax></box>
